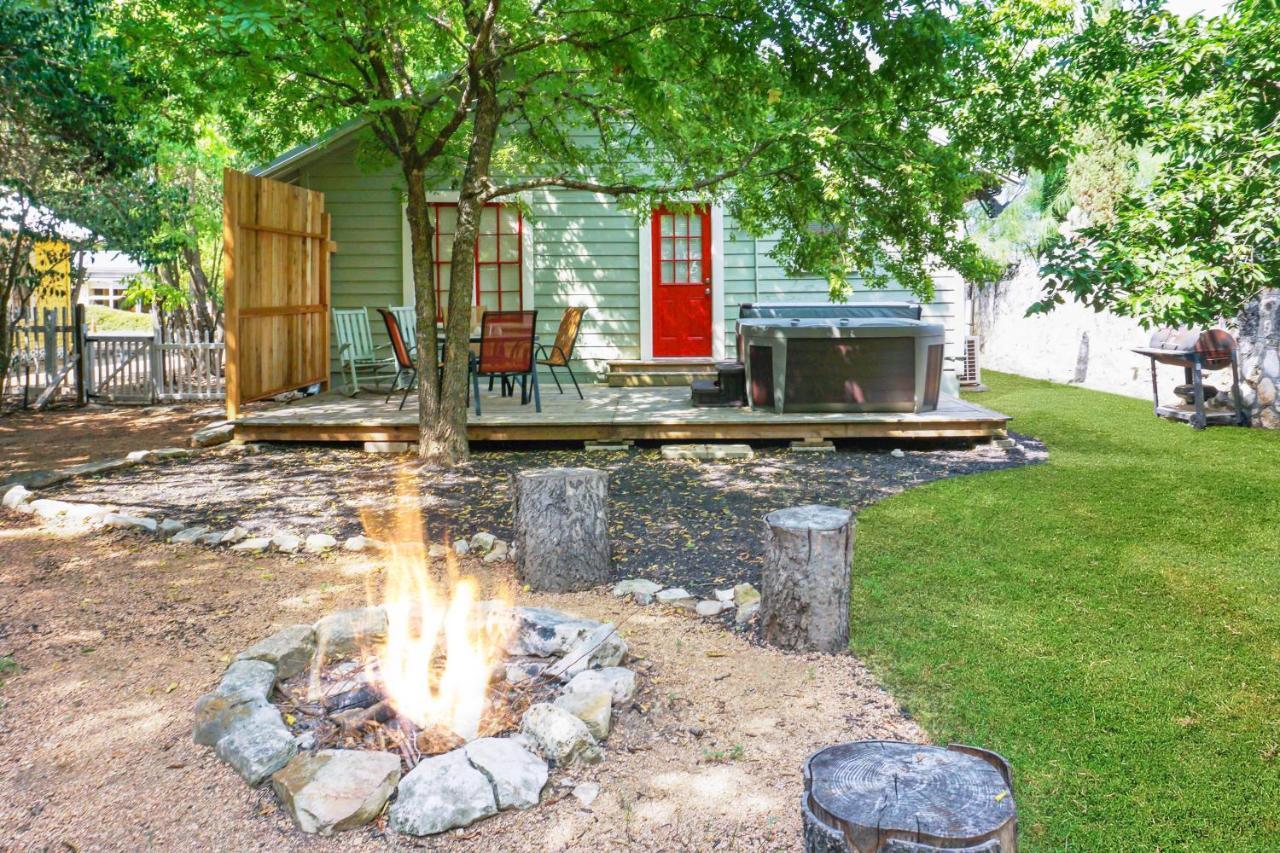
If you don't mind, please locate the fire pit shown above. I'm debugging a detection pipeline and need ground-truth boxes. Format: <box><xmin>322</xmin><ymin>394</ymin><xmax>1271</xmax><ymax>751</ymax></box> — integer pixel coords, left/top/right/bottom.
<box><xmin>192</xmin><ymin>531</ymin><xmax>635</xmax><ymax>837</ymax></box>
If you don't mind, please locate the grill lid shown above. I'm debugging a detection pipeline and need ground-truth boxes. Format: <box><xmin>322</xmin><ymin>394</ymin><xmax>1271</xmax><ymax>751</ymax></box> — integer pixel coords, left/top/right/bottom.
<box><xmin>1133</xmin><ymin>327</ymin><xmax>1237</xmax><ymax>370</ymax></box>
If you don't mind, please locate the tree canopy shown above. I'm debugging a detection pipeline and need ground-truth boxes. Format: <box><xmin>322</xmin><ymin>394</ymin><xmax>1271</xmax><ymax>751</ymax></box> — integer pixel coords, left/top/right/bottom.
<box><xmin>1036</xmin><ymin>0</ymin><xmax>1280</xmax><ymax>328</ymax></box>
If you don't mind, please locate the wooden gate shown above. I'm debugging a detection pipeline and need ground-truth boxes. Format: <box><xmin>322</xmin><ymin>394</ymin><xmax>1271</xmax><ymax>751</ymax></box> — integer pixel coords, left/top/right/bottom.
<box><xmin>222</xmin><ymin>169</ymin><xmax>334</xmax><ymax>419</ymax></box>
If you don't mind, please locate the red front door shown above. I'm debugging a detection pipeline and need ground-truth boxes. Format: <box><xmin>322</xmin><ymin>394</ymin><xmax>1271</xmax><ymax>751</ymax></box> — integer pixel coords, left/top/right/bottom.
<box><xmin>652</xmin><ymin>206</ymin><xmax>712</xmax><ymax>357</ymax></box>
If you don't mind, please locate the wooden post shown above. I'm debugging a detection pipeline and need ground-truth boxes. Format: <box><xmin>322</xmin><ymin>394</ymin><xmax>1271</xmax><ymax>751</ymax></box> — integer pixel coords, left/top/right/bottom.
<box><xmin>802</xmin><ymin>741</ymin><xmax>1017</xmax><ymax>852</ymax></box>
<box><xmin>223</xmin><ymin>168</ymin><xmax>240</xmax><ymax>421</ymax></box>
<box><xmin>512</xmin><ymin>467</ymin><xmax>611</xmax><ymax>592</ymax></box>
<box><xmin>73</xmin><ymin>303</ymin><xmax>86</xmax><ymax>406</ymax></box>
<box><xmin>760</xmin><ymin>504</ymin><xmax>853</xmax><ymax>653</ymax></box>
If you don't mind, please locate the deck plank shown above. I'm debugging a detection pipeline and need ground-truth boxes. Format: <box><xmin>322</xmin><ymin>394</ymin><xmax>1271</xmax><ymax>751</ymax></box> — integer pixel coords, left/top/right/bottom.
<box><xmin>232</xmin><ymin>384</ymin><xmax>1010</xmax><ymax>443</ymax></box>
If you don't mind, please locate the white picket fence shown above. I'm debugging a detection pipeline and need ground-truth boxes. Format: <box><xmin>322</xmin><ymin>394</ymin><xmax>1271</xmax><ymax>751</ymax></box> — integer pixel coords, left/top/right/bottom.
<box><xmin>84</xmin><ymin>327</ymin><xmax>225</xmax><ymax>403</ymax></box>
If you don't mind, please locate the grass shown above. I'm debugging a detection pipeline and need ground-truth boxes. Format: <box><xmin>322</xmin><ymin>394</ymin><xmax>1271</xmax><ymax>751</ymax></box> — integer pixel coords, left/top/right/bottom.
<box><xmin>850</xmin><ymin>373</ymin><xmax>1280</xmax><ymax>850</ymax></box>
<box><xmin>85</xmin><ymin>304</ymin><xmax>151</xmax><ymax>333</ymax></box>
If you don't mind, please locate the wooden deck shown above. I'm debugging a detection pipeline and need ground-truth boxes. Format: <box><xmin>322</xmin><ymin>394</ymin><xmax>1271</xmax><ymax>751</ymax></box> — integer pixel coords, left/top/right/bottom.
<box><xmin>231</xmin><ymin>385</ymin><xmax>1010</xmax><ymax>444</ymax></box>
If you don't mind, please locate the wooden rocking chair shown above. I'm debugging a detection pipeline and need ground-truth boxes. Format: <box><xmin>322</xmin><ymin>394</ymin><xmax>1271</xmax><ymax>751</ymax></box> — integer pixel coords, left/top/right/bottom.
<box><xmin>333</xmin><ymin>308</ymin><xmax>394</xmax><ymax>395</ymax></box>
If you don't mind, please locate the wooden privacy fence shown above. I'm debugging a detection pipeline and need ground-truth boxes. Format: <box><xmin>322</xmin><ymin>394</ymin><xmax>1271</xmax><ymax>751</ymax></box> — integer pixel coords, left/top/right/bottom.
<box><xmin>223</xmin><ymin>169</ymin><xmax>334</xmax><ymax>419</ymax></box>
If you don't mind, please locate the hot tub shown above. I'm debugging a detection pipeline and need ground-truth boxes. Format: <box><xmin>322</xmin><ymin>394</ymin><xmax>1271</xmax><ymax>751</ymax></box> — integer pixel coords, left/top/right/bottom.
<box><xmin>738</xmin><ymin>317</ymin><xmax>946</xmax><ymax>413</ymax></box>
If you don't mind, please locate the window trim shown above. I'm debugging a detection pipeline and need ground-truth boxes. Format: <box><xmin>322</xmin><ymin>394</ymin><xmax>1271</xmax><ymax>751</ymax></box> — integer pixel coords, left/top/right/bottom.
<box><xmin>400</xmin><ymin>194</ymin><xmax>534</xmax><ymax>317</ymax></box>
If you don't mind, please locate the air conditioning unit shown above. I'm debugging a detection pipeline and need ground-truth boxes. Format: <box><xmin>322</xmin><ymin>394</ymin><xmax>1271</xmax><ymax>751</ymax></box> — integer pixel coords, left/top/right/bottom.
<box><xmin>960</xmin><ymin>335</ymin><xmax>982</xmax><ymax>386</ymax></box>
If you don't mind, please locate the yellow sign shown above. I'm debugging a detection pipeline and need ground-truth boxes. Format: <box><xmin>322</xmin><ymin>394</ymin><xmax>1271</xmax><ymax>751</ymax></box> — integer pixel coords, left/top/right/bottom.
<box><xmin>30</xmin><ymin>240</ymin><xmax>73</xmax><ymax>318</ymax></box>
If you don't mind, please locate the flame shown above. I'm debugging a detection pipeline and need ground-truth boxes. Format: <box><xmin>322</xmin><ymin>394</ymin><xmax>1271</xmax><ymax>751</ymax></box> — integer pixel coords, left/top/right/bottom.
<box><xmin>360</xmin><ymin>473</ymin><xmax>511</xmax><ymax>741</ymax></box>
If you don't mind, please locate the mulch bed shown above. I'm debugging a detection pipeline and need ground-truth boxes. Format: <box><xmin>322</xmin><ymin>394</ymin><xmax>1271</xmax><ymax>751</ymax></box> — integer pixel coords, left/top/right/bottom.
<box><xmin>49</xmin><ymin>436</ymin><xmax>1043</xmax><ymax>594</ymax></box>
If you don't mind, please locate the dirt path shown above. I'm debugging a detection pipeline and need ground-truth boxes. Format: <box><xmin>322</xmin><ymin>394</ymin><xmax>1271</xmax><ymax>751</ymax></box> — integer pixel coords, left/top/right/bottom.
<box><xmin>0</xmin><ymin>516</ymin><xmax>921</xmax><ymax>851</ymax></box>
<box><xmin>0</xmin><ymin>405</ymin><xmax>215</xmax><ymax>478</ymax></box>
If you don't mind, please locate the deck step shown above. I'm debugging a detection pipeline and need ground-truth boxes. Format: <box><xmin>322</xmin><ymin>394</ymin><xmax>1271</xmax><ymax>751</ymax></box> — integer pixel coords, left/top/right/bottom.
<box><xmin>606</xmin><ymin>359</ymin><xmax>718</xmax><ymax>387</ymax></box>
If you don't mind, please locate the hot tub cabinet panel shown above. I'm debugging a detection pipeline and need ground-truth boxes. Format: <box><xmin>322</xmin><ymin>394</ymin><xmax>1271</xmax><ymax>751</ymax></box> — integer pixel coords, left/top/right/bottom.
<box><xmin>739</xmin><ymin>318</ymin><xmax>946</xmax><ymax>414</ymax></box>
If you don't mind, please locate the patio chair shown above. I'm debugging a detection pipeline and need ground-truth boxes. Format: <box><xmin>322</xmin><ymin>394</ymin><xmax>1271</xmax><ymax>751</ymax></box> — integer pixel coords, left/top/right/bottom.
<box><xmin>471</xmin><ymin>310</ymin><xmax>540</xmax><ymax>416</ymax></box>
<box><xmin>537</xmin><ymin>307</ymin><xmax>587</xmax><ymax>400</ymax></box>
<box><xmin>388</xmin><ymin>305</ymin><xmax>417</xmax><ymax>357</ymax></box>
<box><xmin>333</xmin><ymin>308</ymin><xmax>394</xmax><ymax>395</ymax></box>
<box><xmin>376</xmin><ymin>308</ymin><xmax>417</xmax><ymax>410</ymax></box>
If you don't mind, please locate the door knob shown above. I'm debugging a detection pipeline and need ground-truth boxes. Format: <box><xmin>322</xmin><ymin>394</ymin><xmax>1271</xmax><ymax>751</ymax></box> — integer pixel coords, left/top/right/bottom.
<box><xmin>704</xmin><ymin>287</ymin><xmax>711</xmax><ymax>295</ymax></box>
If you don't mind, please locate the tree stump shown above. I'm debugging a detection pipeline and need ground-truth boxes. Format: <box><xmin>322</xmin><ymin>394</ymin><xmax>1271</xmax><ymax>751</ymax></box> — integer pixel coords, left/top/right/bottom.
<box><xmin>802</xmin><ymin>741</ymin><xmax>1017</xmax><ymax>852</ymax></box>
<box><xmin>760</xmin><ymin>504</ymin><xmax>853</xmax><ymax>653</ymax></box>
<box><xmin>512</xmin><ymin>467</ymin><xmax>611</xmax><ymax>592</ymax></box>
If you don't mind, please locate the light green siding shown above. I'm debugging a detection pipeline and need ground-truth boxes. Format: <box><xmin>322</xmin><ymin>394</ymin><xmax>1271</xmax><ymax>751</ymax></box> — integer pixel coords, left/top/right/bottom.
<box><xmin>276</xmin><ymin>143</ymin><xmax>964</xmax><ymax>382</ymax></box>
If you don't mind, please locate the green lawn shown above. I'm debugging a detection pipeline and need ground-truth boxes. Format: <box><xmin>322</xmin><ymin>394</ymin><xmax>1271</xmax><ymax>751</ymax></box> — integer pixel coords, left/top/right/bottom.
<box><xmin>85</xmin><ymin>304</ymin><xmax>151</xmax><ymax>333</ymax></box>
<box><xmin>850</xmin><ymin>373</ymin><xmax>1280</xmax><ymax>850</ymax></box>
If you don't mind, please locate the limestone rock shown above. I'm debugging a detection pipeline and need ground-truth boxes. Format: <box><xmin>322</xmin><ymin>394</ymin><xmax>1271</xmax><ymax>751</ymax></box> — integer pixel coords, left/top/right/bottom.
<box><xmin>341</xmin><ymin>535</ymin><xmax>378</xmax><ymax>552</ymax></box>
<box><xmin>572</xmin><ymin>782</ymin><xmax>601</xmax><ymax>808</ymax></box>
<box><xmin>482</xmin><ymin>540</ymin><xmax>509</xmax><ymax>563</ymax></box>
<box><xmin>733</xmin><ymin>582</ymin><xmax>761</xmax><ymax>608</ymax></box>
<box><xmin>505</xmin><ymin>659</ymin><xmax>549</xmax><ymax>685</ymax></box>
<box><xmin>547</xmin><ymin>622</ymin><xmax>627</xmax><ymax>680</ymax></box>
<box><xmin>713</xmin><ymin>587</ymin><xmax>735</xmax><ymax>603</ymax></box>
<box><xmin>463</xmin><ymin>737</ymin><xmax>548</xmax><ymax>810</ymax></box>
<box><xmin>104</xmin><ymin>513</ymin><xmax>157</xmax><ymax>533</ymax></box>
<box><xmin>231</xmin><ymin>537</ymin><xmax>271</xmax><ymax>553</ymax></box>
<box><xmin>453</xmin><ymin>539</ymin><xmax>471</xmax><ymax>556</ymax></box>
<box><xmin>427</xmin><ymin>543</ymin><xmax>449</xmax><ymax>558</ymax></box>
<box><xmin>564</xmin><ymin>667</ymin><xmax>636</xmax><ymax>705</ymax></box>
<box><xmin>191</xmin><ymin>422</ymin><xmax>234</xmax><ymax>448</ymax></box>
<box><xmin>470</xmin><ymin>531</ymin><xmax>496</xmax><ymax>555</ymax></box>
<box><xmin>218</xmin><ymin>526</ymin><xmax>249</xmax><ymax>545</ymax></box>
<box><xmin>2</xmin><ymin>485</ymin><xmax>32</xmax><ymax>511</ymax></box>
<box><xmin>554</xmin><ymin>690</ymin><xmax>612</xmax><ymax>740</ymax></box>
<box><xmin>151</xmin><ymin>447</ymin><xmax>191</xmax><ymax>460</ymax></box>
<box><xmin>890</xmin><ymin>448</ymin><xmax>906</xmax><ymax>458</ymax></box>
<box><xmin>611</xmin><ymin>579</ymin><xmax>662</xmax><ymax>597</ymax></box>
<box><xmin>505</xmin><ymin>607</ymin><xmax>598</xmax><ymax>658</ymax></box>
<box><xmin>696</xmin><ymin>600</ymin><xmax>729</xmax><ymax>617</ymax></box>
<box><xmin>314</xmin><ymin>607</ymin><xmax>387</xmax><ymax>658</ymax></box>
<box><xmin>272</xmin><ymin>532</ymin><xmax>303</xmax><ymax>553</ymax></box>
<box><xmin>159</xmin><ymin>518</ymin><xmax>186</xmax><ymax>535</ymax></box>
<box><xmin>632</xmin><ymin>590</ymin><xmax>654</xmax><ymax>605</ymax></box>
<box><xmin>272</xmin><ymin>749</ymin><xmax>401</xmax><ymax>835</ymax></box>
<box><xmin>62</xmin><ymin>456</ymin><xmax>134</xmax><ymax>479</ymax></box>
<box><xmin>236</xmin><ymin>624</ymin><xmax>315</xmax><ymax>679</ymax></box>
<box><xmin>519</xmin><ymin>703</ymin><xmax>601</xmax><ymax>766</ymax></box>
<box><xmin>735</xmin><ymin>600</ymin><xmax>761</xmax><ymax>624</ymax></box>
<box><xmin>171</xmin><ymin>525</ymin><xmax>210</xmax><ymax>544</ymax></box>
<box><xmin>218</xmin><ymin>659</ymin><xmax>277</xmax><ymax>703</ymax></box>
<box><xmin>304</xmin><ymin>533</ymin><xmax>337</xmax><ymax>554</ymax></box>
<box><xmin>214</xmin><ymin>704</ymin><xmax>298</xmax><ymax>785</ymax></box>
<box><xmin>125</xmin><ymin>449</ymin><xmax>155</xmax><ymax>463</ymax></box>
<box><xmin>388</xmin><ymin>749</ymin><xmax>498</xmax><ymax>836</ymax></box>
<box><xmin>655</xmin><ymin>588</ymin><xmax>697</xmax><ymax>611</ymax></box>
<box><xmin>193</xmin><ymin>691</ymin><xmax>268</xmax><ymax>747</ymax></box>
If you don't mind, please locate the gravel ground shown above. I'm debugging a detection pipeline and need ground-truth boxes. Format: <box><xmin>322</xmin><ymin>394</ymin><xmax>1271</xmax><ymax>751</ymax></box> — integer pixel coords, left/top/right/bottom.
<box><xmin>0</xmin><ymin>520</ymin><xmax>924</xmax><ymax>851</ymax></box>
<box><xmin>49</xmin><ymin>436</ymin><xmax>1044</xmax><ymax>595</ymax></box>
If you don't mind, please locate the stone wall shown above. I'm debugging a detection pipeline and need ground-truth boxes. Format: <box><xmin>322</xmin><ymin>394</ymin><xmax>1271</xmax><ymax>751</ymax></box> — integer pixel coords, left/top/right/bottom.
<box><xmin>1233</xmin><ymin>290</ymin><xmax>1280</xmax><ymax>427</ymax></box>
<box><xmin>975</xmin><ymin>263</ymin><xmax>1280</xmax><ymax>428</ymax></box>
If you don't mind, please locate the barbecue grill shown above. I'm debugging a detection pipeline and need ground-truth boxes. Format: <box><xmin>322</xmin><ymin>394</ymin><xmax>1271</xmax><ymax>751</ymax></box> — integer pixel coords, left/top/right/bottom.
<box><xmin>1132</xmin><ymin>328</ymin><xmax>1248</xmax><ymax>429</ymax></box>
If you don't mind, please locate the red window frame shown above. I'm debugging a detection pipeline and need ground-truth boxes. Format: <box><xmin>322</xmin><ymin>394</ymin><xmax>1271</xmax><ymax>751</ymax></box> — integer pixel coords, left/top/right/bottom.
<box><xmin>430</xmin><ymin>202</ymin><xmax>523</xmax><ymax>321</ymax></box>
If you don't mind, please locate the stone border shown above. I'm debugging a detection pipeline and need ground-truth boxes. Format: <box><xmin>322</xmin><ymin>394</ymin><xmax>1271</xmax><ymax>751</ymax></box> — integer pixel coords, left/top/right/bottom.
<box><xmin>612</xmin><ymin>578</ymin><xmax>761</xmax><ymax>625</ymax></box>
<box><xmin>193</xmin><ymin>604</ymin><xmax>636</xmax><ymax>837</ymax></box>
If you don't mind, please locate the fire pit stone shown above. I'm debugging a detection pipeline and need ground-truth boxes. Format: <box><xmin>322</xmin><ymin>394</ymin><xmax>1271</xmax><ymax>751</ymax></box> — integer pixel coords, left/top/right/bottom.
<box><xmin>553</xmin><ymin>690</ymin><xmax>613</xmax><ymax>739</ymax></box>
<box><xmin>314</xmin><ymin>606</ymin><xmax>387</xmax><ymax>657</ymax></box>
<box><xmin>520</xmin><ymin>702</ymin><xmax>603</xmax><ymax>766</ymax></box>
<box><xmin>505</xmin><ymin>606</ymin><xmax>600</xmax><ymax>657</ymax></box>
<box><xmin>272</xmin><ymin>749</ymin><xmax>402</xmax><ymax>836</ymax></box>
<box><xmin>564</xmin><ymin>666</ymin><xmax>637</xmax><ymax>704</ymax></box>
<box><xmin>235</xmin><ymin>624</ymin><xmax>316</xmax><ymax>679</ymax></box>
<box><xmin>214</xmin><ymin>704</ymin><xmax>298</xmax><ymax>785</ymax></box>
<box><xmin>388</xmin><ymin>748</ymin><xmax>499</xmax><ymax>836</ymax></box>
<box><xmin>462</xmin><ymin>737</ymin><xmax>551</xmax><ymax>810</ymax></box>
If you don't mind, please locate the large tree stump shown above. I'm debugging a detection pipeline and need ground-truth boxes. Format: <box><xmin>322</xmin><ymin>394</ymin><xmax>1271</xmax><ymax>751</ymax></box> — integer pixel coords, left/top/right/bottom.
<box><xmin>512</xmin><ymin>467</ymin><xmax>611</xmax><ymax>592</ymax></box>
<box><xmin>760</xmin><ymin>504</ymin><xmax>853</xmax><ymax>653</ymax></box>
<box><xmin>802</xmin><ymin>741</ymin><xmax>1017</xmax><ymax>852</ymax></box>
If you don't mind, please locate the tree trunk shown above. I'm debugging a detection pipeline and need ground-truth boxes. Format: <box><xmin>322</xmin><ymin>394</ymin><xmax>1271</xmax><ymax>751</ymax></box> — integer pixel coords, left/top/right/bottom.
<box><xmin>512</xmin><ymin>467</ymin><xmax>612</xmax><ymax>592</ymax></box>
<box><xmin>420</xmin><ymin>45</ymin><xmax>503</xmax><ymax>467</ymax></box>
<box><xmin>404</xmin><ymin>165</ymin><xmax>441</xmax><ymax>457</ymax></box>
<box><xmin>760</xmin><ymin>504</ymin><xmax>854</xmax><ymax>653</ymax></box>
<box><xmin>802</xmin><ymin>741</ymin><xmax>1017</xmax><ymax>852</ymax></box>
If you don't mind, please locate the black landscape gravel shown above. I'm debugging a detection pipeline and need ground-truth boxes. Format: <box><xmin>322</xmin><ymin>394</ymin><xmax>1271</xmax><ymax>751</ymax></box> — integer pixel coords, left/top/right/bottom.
<box><xmin>50</xmin><ymin>436</ymin><xmax>1044</xmax><ymax>594</ymax></box>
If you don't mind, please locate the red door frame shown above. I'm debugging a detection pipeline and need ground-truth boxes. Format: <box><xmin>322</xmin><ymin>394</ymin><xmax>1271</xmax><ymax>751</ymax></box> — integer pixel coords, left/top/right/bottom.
<box><xmin>651</xmin><ymin>205</ymin><xmax>712</xmax><ymax>358</ymax></box>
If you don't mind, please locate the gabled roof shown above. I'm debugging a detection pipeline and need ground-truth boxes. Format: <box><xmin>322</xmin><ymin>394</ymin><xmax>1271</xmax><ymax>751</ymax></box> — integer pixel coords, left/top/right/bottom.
<box><xmin>251</xmin><ymin>117</ymin><xmax>371</xmax><ymax>179</ymax></box>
